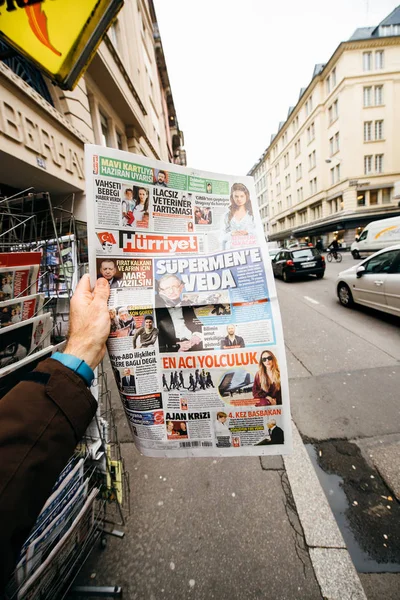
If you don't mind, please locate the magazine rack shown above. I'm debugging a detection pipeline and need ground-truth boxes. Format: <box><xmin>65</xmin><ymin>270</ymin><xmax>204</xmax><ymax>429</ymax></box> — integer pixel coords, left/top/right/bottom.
<box><xmin>1</xmin><ymin>189</ymin><xmax>130</xmax><ymax>599</ymax></box>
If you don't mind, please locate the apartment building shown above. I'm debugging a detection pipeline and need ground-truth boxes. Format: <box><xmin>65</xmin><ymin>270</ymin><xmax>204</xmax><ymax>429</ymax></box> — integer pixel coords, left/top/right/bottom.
<box><xmin>249</xmin><ymin>6</ymin><xmax>400</xmax><ymax>247</ymax></box>
<box><xmin>0</xmin><ymin>0</ymin><xmax>185</xmax><ymax>221</ymax></box>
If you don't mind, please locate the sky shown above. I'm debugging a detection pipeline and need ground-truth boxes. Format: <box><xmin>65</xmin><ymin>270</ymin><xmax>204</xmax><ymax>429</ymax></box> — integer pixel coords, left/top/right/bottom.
<box><xmin>154</xmin><ymin>0</ymin><xmax>400</xmax><ymax>177</ymax></box>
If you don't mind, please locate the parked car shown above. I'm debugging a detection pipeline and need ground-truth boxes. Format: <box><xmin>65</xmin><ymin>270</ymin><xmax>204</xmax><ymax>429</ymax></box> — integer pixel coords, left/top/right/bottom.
<box><xmin>337</xmin><ymin>244</ymin><xmax>400</xmax><ymax>317</ymax></box>
<box><xmin>271</xmin><ymin>247</ymin><xmax>325</xmax><ymax>282</ymax></box>
<box><xmin>351</xmin><ymin>216</ymin><xmax>400</xmax><ymax>259</ymax></box>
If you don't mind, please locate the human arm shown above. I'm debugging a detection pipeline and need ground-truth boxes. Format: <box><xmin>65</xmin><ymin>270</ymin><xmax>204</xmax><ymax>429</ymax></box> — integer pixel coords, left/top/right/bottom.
<box><xmin>0</xmin><ymin>275</ymin><xmax>110</xmax><ymax>590</ymax></box>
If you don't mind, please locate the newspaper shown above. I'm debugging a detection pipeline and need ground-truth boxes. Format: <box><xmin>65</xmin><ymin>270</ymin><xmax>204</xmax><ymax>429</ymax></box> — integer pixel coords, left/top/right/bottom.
<box><xmin>37</xmin><ymin>235</ymin><xmax>78</xmax><ymax>297</ymax></box>
<box><xmin>85</xmin><ymin>145</ymin><xmax>292</xmax><ymax>456</ymax></box>
<box><xmin>0</xmin><ymin>313</ymin><xmax>53</xmax><ymax>370</ymax></box>
<box><xmin>0</xmin><ymin>293</ymin><xmax>44</xmax><ymax>329</ymax></box>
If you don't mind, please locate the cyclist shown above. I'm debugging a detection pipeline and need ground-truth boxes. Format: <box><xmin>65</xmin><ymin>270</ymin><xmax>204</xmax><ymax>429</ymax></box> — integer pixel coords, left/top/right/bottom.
<box><xmin>328</xmin><ymin>237</ymin><xmax>339</xmax><ymax>260</ymax></box>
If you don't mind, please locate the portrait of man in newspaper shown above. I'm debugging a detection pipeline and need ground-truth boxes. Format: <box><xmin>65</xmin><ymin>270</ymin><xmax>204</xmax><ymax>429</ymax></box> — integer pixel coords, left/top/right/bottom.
<box><xmin>154</xmin><ymin>169</ymin><xmax>168</xmax><ymax>187</ymax></box>
<box><xmin>220</xmin><ymin>324</ymin><xmax>245</xmax><ymax>349</ymax></box>
<box><xmin>252</xmin><ymin>350</ymin><xmax>282</xmax><ymax>406</ymax></box>
<box><xmin>222</xmin><ymin>183</ymin><xmax>256</xmax><ymax>250</ymax></box>
<box><xmin>121</xmin><ymin>368</ymin><xmax>136</xmax><ymax>393</ymax></box>
<box><xmin>155</xmin><ymin>274</ymin><xmax>203</xmax><ymax>353</ymax></box>
<box><xmin>0</xmin><ymin>322</ymin><xmax>32</xmax><ymax>368</ymax></box>
<box><xmin>132</xmin><ymin>314</ymin><xmax>158</xmax><ymax>348</ymax></box>
<box><xmin>256</xmin><ymin>419</ymin><xmax>284</xmax><ymax>445</ymax></box>
<box><xmin>97</xmin><ymin>259</ymin><xmax>121</xmax><ymax>289</ymax></box>
<box><xmin>115</xmin><ymin>306</ymin><xmax>136</xmax><ymax>337</ymax></box>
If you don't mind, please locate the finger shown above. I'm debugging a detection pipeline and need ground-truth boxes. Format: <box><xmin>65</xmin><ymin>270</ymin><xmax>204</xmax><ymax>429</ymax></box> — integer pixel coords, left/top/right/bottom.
<box><xmin>73</xmin><ymin>273</ymin><xmax>91</xmax><ymax>298</ymax></box>
<box><xmin>93</xmin><ymin>277</ymin><xmax>110</xmax><ymax>303</ymax></box>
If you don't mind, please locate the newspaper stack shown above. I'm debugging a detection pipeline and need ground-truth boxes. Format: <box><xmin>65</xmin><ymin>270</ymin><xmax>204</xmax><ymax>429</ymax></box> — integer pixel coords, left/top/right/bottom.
<box><xmin>86</xmin><ymin>146</ymin><xmax>292</xmax><ymax>457</ymax></box>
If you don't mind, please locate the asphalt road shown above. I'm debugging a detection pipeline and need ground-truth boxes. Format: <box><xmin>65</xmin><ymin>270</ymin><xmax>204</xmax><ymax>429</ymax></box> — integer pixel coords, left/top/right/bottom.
<box><xmin>276</xmin><ymin>251</ymin><xmax>400</xmax><ymax>599</ymax></box>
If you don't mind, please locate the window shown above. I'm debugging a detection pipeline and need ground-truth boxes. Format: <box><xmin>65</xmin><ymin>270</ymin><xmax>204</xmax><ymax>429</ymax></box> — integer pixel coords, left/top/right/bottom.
<box><xmin>284</xmin><ymin>152</ymin><xmax>289</xmax><ymax>168</ymax></box>
<box><xmin>286</xmin><ymin>194</ymin><xmax>292</xmax><ymax>208</ymax></box>
<box><xmin>109</xmin><ymin>20</ymin><xmax>120</xmax><ymax>52</ymax></box>
<box><xmin>282</xmin><ymin>132</ymin><xmax>287</xmax><ymax>147</ymax></box>
<box><xmin>269</xmin><ymin>173</ymin><xmax>273</xmax><ymax>185</ymax></box>
<box><xmin>382</xmin><ymin>188</ymin><xmax>391</xmax><ymax>204</ymax></box>
<box><xmin>375</xmin><ymin>85</ymin><xmax>383</xmax><ymax>105</ymax></box>
<box><xmin>375</xmin><ymin>50</ymin><xmax>384</xmax><ymax>69</ymax></box>
<box><xmin>328</xmin><ymin>100</ymin><xmax>338</xmax><ymax>123</ymax></box>
<box><xmin>296</xmin><ymin>163</ymin><xmax>302</xmax><ymax>180</ymax></box>
<box><xmin>309</xmin><ymin>177</ymin><xmax>317</xmax><ymax>195</ymax></box>
<box><xmin>277</xmin><ymin>201</ymin><xmax>282</xmax><ymax>213</ymax></box>
<box><xmin>299</xmin><ymin>210</ymin><xmax>307</xmax><ymax>225</ymax></box>
<box><xmin>307</xmin><ymin>122</ymin><xmax>315</xmax><ymax>143</ymax></box>
<box><xmin>364</xmin><ymin>121</ymin><xmax>372</xmax><ymax>141</ymax></box>
<box><xmin>116</xmin><ymin>131</ymin><xmax>123</xmax><ymax>150</ymax></box>
<box><xmin>364</xmin><ymin>155</ymin><xmax>373</xmax><ymax>174</ymax></box>
<box><xmin>357</xmin><ymin>192</ymin><xmax>366</xmax><ymax>207</ymax></box>
<box><xmin>297</xmin><ymin>187</ymin><xmax>303</xmax><ymax>202</ymax></box>
<box><xmin>308</xmin><ymin>150</ymin><xmax>316</xmax><ymax>170</ymax></box>
<box><xmin>326</xmin><ymin>75</ymin><xmax>331</xmax><ymax>94</ymax></box>
<box><xmin>330</xmin><ymin>167</ymin><xmax>335</xmax><ymax>185</ymax></box>
<box><xmin>332</xmin><ymin>67</ymin><xmax>337</xmax><ymax>87</ymax></box>
<box><xmin>330</xmin><ymin>165</ymin><xmax>340</xmax><ymax>185</ymax></box>
<box><xmin>375</xmin><ymin>154</ymin><xmax>383</xmax><ymax>173</ymax></box>
<box><xmin>364</xmin><ymin>251</ymin><xmax>397</xmax><ymax>274</ymax></box>
<box><xmin>336</xmin><ymin>164</ymin><xmax>341</xmax><ymax>182</ymax></box>
<box><xmin>275</xmin><ymin>163</ymin><xmax>280</xmax><ymax>177</ymax></box>
<box><xmin>277</xmin><ymin>183</ymin><xmax>281</xmax><ymax>195</ymax></box>
<box><xmin>285</xmin><ymin>174</ymin><xmax>291</xmax><ymax>188</ymax></box>
<box><xmin>370</xmin><ymin>191</ymin><xmax>378</xmax><ymax>205</ymax></box>
<box><xmin>312</xmin><ymin>204</ymin><xmax>322</xmax><ymax>220</ymax></box>
<box><xmin>305</xmin><ymin>95</ymin><xmax>313</xmax><ymax>116</ymax></box>
<box><xmin>335</xmin><ymin>132</ymin><xmax>340</xmax><ymax>152</ymax></box>
<box><xmin>294</xmin><ymin>138</ymin><xmax>301</xmax><ymax>156</ymax></box>
<box><xmin>363</xmin><ymin>87</ymin><xmax>372</xmax><ymax>107</ymax></box>
<box><xmin>363</xmin><ymin>52</ymin><xmax>372</xmax><ymax>71</ymax></box>
<box><xmin>100</xmin><ymin>112</ymin><xmax>110</xmax><ymax>146</ymax></box>
<box><xmin>375</xmin><ymin>120</ymin><xmax>384</xmax><ymax>140</ymax></box>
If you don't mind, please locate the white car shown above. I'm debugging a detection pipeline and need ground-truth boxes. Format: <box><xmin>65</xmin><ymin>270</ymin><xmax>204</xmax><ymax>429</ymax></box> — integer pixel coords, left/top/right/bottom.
<box><xmin>336</xmin><ymin>244</ymin><xmax>400</xmax><ymax>317</ymax></box>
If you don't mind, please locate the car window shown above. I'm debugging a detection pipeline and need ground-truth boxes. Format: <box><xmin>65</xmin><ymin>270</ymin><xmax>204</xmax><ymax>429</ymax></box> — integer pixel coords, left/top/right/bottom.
<box><xmin>292</xmin><ymin>249</ymin><xmax>319</xmax><ymax>259</ymax></box>
<box><xmin>358</xmin><ymin>230</ymin><xmax>368</xmax><ymax>241</ymax></box>
<box><xmin>364</xmin><ymin>251</ymin><xmax>397</xmax><ymax>274</ymax></box>
<box><xmin>389</xmin><ymin>251</ymin><xmax>400</xmax><ymax>273</ymax></box>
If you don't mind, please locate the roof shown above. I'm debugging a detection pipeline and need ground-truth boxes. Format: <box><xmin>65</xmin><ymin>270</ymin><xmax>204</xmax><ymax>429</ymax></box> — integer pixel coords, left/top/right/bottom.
<box><xmin>350</xmin><ymin>5</ymin><xmax>400</xmax><ymax>40</ymax></box>
<box><xmin>377</xmin><ymin>5</ymin><xmax>400</xmax><ymax>27</ymax></box>
<box><xmin>349</xmin><ymin>26</ymin><xmax>375</xmax><ymax>41</ymax></box>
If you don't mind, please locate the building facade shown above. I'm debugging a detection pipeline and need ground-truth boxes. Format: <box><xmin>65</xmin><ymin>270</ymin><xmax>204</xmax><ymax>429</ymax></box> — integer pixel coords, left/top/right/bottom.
<box><xmin>0</xmin><ymin>0</ymin><xmax>185</xmax><ymax>222</ymax></box>
<box><xmin>249</xmin><ymin>7</ymin><xmax>400</xmax><ymax>248</ymax></box>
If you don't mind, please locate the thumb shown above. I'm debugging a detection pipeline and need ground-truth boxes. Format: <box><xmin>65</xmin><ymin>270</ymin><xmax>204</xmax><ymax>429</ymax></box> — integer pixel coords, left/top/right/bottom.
<box><xmin>93</xmin><ymin>277</ymin><xmax>110</xmax><ymax>302</ymax></box>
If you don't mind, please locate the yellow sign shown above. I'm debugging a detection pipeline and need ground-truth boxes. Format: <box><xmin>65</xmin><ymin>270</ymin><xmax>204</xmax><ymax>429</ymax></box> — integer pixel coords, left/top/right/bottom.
<box><xmin>0</xmin><ymin>0</ymin><xmax>123</xmax><ymax>90</ymax></box>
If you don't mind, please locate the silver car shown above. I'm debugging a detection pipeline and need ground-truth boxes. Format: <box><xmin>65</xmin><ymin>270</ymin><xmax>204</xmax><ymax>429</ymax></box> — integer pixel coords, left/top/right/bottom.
<box><xmin>336</xmin><ymin>244</ymin><xmax>400</xmax><ymax>317</ymax></box>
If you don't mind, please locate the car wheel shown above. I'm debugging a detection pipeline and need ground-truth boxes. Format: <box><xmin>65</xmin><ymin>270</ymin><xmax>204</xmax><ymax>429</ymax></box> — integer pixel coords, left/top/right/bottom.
<box><xmin>283</xmin><ymin>270</ymin><xmax>291</xmax><ymax>283</ymax></box>
<box><xmin>352</xmin><ymin>250</ymin><xmax>360</xmax><ymax>260</ymax></box>
<box><xmin>316</xmin><ymin>272</ymin><xmax>324</xmax><ymax>279</ymax></box>
<box><xmin>338</xmin><ymin>282</ymin><xmax>354</xmax><ymax>308</ymax></box>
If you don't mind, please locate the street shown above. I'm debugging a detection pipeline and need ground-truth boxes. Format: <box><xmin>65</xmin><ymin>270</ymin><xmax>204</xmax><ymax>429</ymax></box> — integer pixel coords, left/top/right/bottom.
<box><xmin>277</xmin><ymin>252</ymin><xmax>400</xmax><ymax>598</ymax></box>
<box><xmin>74</xmin><ymin>252</ymin><xmax>400</xmax><ymax>600</ymax></box>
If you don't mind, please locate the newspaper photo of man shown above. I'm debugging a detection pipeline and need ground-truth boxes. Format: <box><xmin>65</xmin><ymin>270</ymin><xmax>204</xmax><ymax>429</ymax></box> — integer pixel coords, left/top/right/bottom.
<box><xmin>132</xmin><ymin>315</ymin><xmax>158</xmax><ymax>348</ymax></box>
<box><xmin>220</xmin><ymin>324</ymin><xmax>245</xmax><ymax>349</ymax></box>
<box><xmin>256</xmin><ymin>419</ymin><xmax>284</xmax><ymax>445</ymax></box>
<box><xmin>154</xmin><ymin>170</ymin><xmax>168</xmax><ymax>187</ymax></box>
<box><xmin>155</xmin><ymin>274</ymin><xmax>203</xmax><ymax>353</ymax></box>
<box><xmin>121</xmin><ymin>368</ymin><xmax>136</xmax><ymax>393</ymax></box>
<box><xmin>97</xmin><ymin>259</ymin><xmax>121</xmax><ymax>289</ymax></box>
<box><xmin>116</xmin><ymin>306</ymin><xmax>136</xmax><ymax>336</ymax></box>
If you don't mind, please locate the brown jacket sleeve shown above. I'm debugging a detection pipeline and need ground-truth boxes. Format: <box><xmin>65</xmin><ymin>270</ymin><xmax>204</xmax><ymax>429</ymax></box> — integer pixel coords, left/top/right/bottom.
<box><xmin>0</xmin><ymin>358</ymin><xmax>97</xmax><ymax>591</ymax></box>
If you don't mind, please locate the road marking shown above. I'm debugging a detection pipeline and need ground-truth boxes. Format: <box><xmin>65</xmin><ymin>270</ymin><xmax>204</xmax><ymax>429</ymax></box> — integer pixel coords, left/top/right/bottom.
<box><xmin>304</xmin><ymin>296</ymin><xmax>320</xmax><ymax>305</ymax></box>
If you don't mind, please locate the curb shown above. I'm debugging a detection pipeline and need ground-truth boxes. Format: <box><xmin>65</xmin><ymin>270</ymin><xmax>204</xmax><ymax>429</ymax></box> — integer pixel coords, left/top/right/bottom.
<box><xmin>283</xmin><ymin>421</ymin><xmax>367</xmax><ymax>600</ymax></box>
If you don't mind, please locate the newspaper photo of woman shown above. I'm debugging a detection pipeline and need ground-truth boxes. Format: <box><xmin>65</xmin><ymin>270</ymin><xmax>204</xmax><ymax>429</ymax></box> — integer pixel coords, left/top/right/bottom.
<box><xmin>133</xmin><ymin>187</ymin><xmax>150</xmax><ymax>227</ymax></box>
<box><xmin>222</xmin><ymin>183</ymin><xmax>255</xmax><ymax>249</ymax></box>
<box><xmin>252</xmin><ymin>350</ymin><xmax>282</xmax><ymax>406</ymax></box>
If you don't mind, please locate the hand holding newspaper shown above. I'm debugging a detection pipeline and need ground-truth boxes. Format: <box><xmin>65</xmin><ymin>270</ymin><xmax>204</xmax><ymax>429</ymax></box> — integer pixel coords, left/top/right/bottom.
<box><xmin>85</xmin><ymin>145</ymin><xmax>292</xmax><ymax>457</ymax></box>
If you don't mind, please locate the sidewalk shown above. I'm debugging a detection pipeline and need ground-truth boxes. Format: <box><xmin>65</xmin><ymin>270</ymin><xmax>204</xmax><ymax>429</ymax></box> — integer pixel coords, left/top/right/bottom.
<box><xmin>72</xmin><ymin>361</ymin><xmax>368</xmax><ymax>600</ymax></box>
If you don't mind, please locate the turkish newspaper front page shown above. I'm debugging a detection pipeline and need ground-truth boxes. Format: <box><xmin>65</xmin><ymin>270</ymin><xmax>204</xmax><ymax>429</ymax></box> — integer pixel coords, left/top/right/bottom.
<box><xmin>85</xmin><ymin>145</ymin><xmax>292</xmax><ymax>457</ymax></box>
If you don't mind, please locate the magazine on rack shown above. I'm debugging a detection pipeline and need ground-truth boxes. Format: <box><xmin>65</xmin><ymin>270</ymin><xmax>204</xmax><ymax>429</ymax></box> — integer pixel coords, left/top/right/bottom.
<box><xmin>0</xmin><ymin>293</ymin><xmax>44</xmax><ymax>329</ymax></box>
<box><xmin>85</xmin><ymin>145</ymin><xmax>292</xmax><ymax>457</ymax></box>
<box><xmin>37</xmin><ymin>235</ymin><xmax>78</xmax><ymax>297</ymax></box>
<box><xmin>0</xmin><ymin>313</ymin><xmax>53</xmax><ymax>370</ymax></box>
